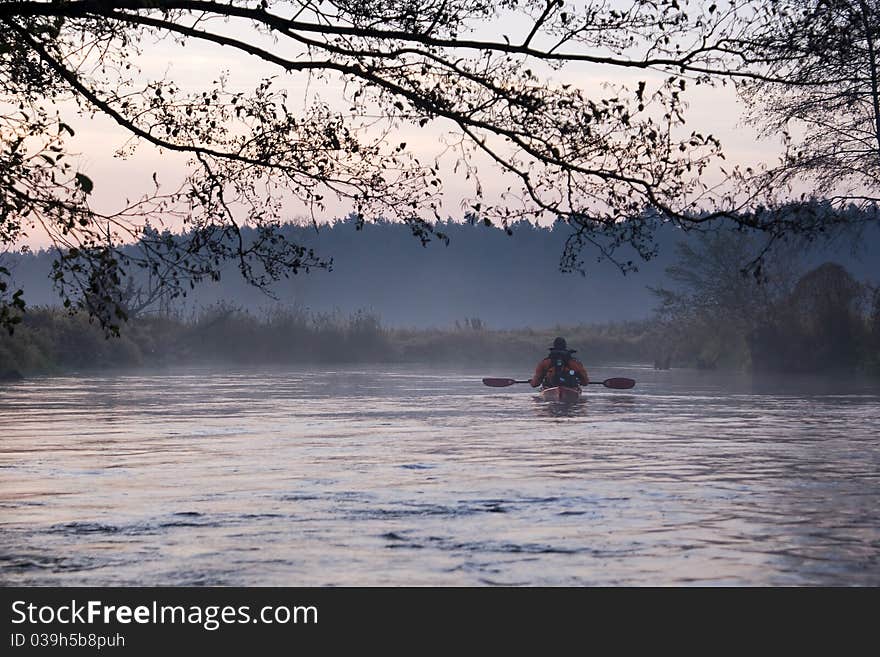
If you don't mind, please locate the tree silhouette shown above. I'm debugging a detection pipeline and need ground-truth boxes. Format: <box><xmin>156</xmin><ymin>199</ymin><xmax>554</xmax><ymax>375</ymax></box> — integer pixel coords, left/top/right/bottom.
<box><xmin>735</xmin><ymin>0</ymin><xmax>880</xmax><ymax>210</ymax></box>
<box><xmin>1</xmin><ymin>1</ymin><xmax>876</xmax><ymax>335</ymax></box>
<box><xmin>750</xmin><ymin>262</ymin><xmax>868</xmax><ymax>372</ymax></box>
<box><xmin>649</xmin><ymin>229</ymin><xmax>796</xmax><ymax>368</ymax></box>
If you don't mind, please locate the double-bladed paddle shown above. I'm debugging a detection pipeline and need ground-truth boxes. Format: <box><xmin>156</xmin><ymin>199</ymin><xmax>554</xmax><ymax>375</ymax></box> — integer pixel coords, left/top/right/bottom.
<box><xmin>482</xmin><ymin>377</ymin><xmax>635</xmax><ymax>389</ymax></box>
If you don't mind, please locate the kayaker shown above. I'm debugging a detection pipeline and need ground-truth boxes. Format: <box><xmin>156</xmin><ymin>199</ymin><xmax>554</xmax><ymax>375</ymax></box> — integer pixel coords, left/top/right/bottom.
<box><xmin>530</xmin><ymin>337</ymin><xmax>589</xmax><ymax>389</ymax></box>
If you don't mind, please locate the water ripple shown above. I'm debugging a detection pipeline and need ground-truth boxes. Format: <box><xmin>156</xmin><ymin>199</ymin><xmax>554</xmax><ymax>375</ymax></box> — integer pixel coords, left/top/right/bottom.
<box><xmin>1</xmin><ymin>365</ymin><xmax>878</xmax><ymax>585</ymax></box>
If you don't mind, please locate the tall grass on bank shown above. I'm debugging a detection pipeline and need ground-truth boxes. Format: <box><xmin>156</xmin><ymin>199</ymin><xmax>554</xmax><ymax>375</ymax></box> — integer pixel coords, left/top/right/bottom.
<box><xmin>4</xmin><ymin>300</ymin><xmax>877</xmax><ymax>378</ymax></box>
<box><xmin>0</xmin><ymin>305</ymin><xmax>660</xmax><ymax>376</ymax></box>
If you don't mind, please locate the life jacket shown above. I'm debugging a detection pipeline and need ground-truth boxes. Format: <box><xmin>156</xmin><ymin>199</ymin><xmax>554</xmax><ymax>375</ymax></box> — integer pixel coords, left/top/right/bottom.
<box><xmin>546</xmin><ymin>349</ymin><xmax>579</xmax><ymax>387</ymax></box>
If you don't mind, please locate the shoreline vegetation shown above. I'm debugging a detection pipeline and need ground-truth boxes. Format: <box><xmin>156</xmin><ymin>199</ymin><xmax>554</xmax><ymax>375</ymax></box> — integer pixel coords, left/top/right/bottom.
<box><xmin>0</xmin><ymin>306</ymin><xmax>661</xmax><ymax>378</ymax></box>
<box><xmin>3</xmin><ymin>232</ymin><xmax>879</xmax><ymax>380</ymax></box>
<box><xmin>2</xmin><ymin>285</ymin><xmax>879</xmax><ymax>379</ymax></box>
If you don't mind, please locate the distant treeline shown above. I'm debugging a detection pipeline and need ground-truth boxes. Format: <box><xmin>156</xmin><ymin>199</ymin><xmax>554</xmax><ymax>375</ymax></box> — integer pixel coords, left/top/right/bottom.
<box><xmin>5</xmin><ymin>211</ymin><xmax>880</xmax><ymax>329</ymax></box>
<box><xmin>0</xmin><ymin>304</ymin><xmax>662</xmax><ymax>377</ymax></box>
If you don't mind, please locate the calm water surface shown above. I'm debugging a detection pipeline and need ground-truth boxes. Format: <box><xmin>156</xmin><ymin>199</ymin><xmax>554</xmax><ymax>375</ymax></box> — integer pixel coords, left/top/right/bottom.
<box><xmin>1</xmin><ymin>365</ymin><xmax>878</xmax><ymax>585</ymax></box>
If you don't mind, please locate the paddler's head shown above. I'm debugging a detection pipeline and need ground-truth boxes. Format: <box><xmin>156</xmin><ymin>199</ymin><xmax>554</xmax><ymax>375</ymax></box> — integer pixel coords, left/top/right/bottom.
<box><xmin>551</xmin><ymin>337</ymin><xmax>567</xmax><ymax>351</ymax></box>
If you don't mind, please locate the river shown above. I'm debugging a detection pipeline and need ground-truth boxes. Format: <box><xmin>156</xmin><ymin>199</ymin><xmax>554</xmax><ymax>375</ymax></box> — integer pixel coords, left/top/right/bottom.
<box><xmin>1</xmin><ymin>365</ymin><xmax>878</xmax><ymax>585</ymax></box>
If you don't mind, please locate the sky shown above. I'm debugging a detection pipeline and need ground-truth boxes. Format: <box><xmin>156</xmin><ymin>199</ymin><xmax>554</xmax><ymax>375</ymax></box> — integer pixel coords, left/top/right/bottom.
<box><xmin>17</xmin><ymin>2</ymin><xmax>787</xmax><ymax>248</ymax></box>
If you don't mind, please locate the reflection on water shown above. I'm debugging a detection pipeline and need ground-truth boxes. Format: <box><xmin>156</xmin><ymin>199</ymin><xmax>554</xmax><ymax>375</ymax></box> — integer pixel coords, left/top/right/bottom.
<box><xmin>531</xmin><ymin>398</ymin><xmax>589</xmax><ymax>419</ymax></box>
<box><xmin>0</xmin><ymin>365</ymin><xmax>878</xmax><ymax>586</ymax></box>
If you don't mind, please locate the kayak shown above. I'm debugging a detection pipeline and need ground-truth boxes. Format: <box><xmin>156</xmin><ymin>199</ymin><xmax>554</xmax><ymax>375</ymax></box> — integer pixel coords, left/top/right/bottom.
<box><xmin>539</xmin><ymin>386</ymin><xmax>582</xmax><ymax>403</ymax></box>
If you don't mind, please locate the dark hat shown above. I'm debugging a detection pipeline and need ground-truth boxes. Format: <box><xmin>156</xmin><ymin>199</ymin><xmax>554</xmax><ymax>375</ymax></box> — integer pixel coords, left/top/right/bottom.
<box><xmin>550</xmin><ymin>337</ymin><xmax>567</xmax><ymax>350</ymax></box>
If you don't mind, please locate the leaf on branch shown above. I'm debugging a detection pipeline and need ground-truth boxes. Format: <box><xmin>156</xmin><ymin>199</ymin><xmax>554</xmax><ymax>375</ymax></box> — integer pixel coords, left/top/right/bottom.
<box><xmin>75</xmin><ymin>173</ymin><xmax>94</xmax><ymax>194</ymax></box>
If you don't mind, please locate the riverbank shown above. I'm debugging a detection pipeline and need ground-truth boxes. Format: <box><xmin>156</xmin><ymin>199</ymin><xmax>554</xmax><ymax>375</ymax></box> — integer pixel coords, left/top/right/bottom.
<box><xmin>0</xmin><ymin>306</ymin><xmax>660</xmax><ymax>377</ymax></box>
<box><xmin>5</xmin><ymin>304</ymin><xmax>878</xmax><ymax>378</ymax></box>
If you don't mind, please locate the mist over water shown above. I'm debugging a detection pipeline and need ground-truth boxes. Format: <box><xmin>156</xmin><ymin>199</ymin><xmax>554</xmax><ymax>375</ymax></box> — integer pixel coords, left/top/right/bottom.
<box><xmin>1</xmin><ymin>365</ymin><xmax>878</xmax><ymax>585</ymax></box>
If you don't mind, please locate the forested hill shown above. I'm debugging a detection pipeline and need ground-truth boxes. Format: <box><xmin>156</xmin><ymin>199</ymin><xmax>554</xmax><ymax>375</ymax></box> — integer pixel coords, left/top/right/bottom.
<box><xmin>5</xmin><ymin>217</ymin><xmax>880</xmax><ymax>328</ymax></box>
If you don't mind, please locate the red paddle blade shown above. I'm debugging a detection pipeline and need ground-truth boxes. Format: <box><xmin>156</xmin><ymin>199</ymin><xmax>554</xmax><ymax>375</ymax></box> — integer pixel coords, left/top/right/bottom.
<box><xmin>603</xmin><ymin>377</ymin><xmax>635</xmax><ymax>389</ymax></box>
<box><xmin>482</xmin><ymin>377</ymin><xmax>519</xmax><ymax>387</ymax></box>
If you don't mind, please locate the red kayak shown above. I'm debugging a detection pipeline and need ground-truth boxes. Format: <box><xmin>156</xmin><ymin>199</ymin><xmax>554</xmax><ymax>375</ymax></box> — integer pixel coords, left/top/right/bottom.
<box><xmin>539</xmin><ymin>386</ymin><xmax>582</xmax><ymax>403</ymax></box>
